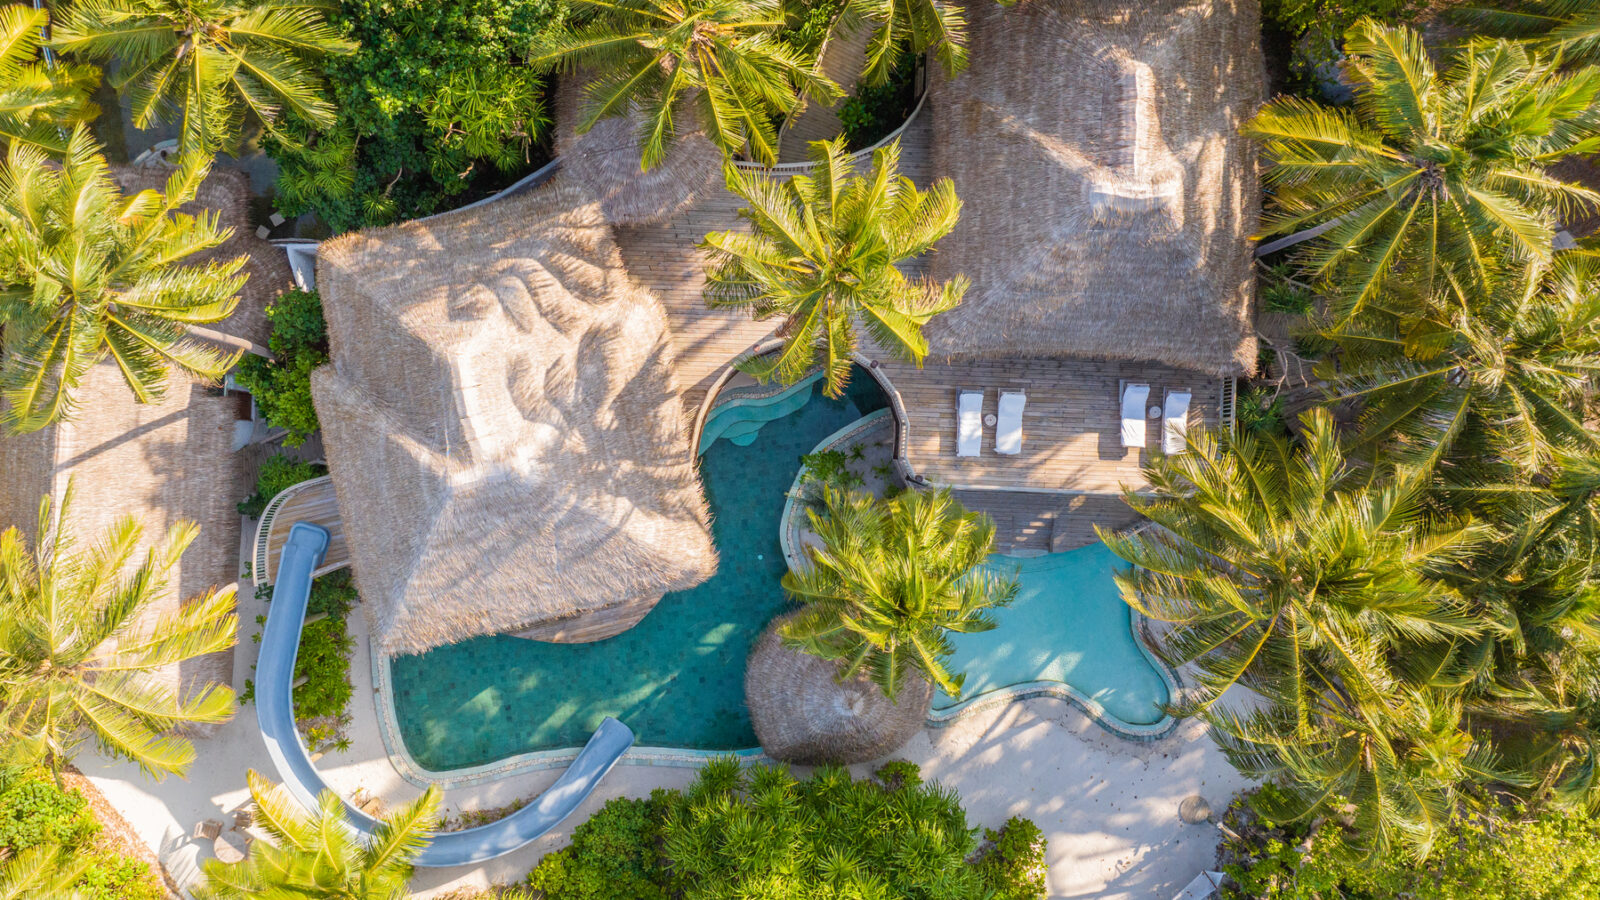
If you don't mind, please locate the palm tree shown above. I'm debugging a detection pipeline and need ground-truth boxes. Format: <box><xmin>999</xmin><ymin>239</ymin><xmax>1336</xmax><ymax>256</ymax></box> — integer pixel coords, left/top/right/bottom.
<box><xmin>781</xmin><ymin>486</ymin><xmax>1017</xmax><ymax>701</ymax></box>
<box><xmin>197</xmin><ymin>770</ymin><xmax>440</xmax><ymax>899</ymax></box>
<box><xmin>0</xmin><ymin>480</ymin><xmax>238</xmax><ymax>781</ymax></box>
<box><xmin>0</xmin><ymin>5</ymin><xmax>100</xmax><ymax>154</ymax></box>
<box><xmin>529</xmin><ymin>0</ymin><xmax>841</xmax><ymax>168</ymax></box>
<box><xmin>1246</xmin><ymin>20</ymin><xmax>1600</xmax><ymax>322</ymax></box>
<box><xmin>702</xmin><ymin>136</ymin><xmax>965</xmax><ymax>397</ymax></box>
<box><xmin>1320</xmin><ymin>246</ymin><xmax>1600</xmax><ymax>476</ymax></box>
<box><xmin>0</xmin><ymin>128</ymin><xmax>245</xmax><ymax>434</ymax></box>
<box><xmin>52</xmin><ymin>0</ymin><xmax>353</xmax><ymax>155</ymax></box>
<box><xmin>1097</xmin><ymin>408</ymin><xmax>1487</xmax><ymax>717</ymax></box>
<box><xmin>0</xmin><ymin>844</ymin><xmax>89</xmax><ymax>899</ymax></box>
<box><xmin>1453</xmin><ymin>0</ymin><xmax>1600</xmax><ymax>66</ymax></box>
<box><xmin>839</xmin><ymin>0</ymin><xmax>971</xmax><ymax>86</ymax></box>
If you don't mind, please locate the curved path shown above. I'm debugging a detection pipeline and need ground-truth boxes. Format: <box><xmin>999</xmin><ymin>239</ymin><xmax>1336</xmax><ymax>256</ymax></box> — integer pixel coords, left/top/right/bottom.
<box><xmin>258</xmin><ymin>521</ymin><xmax>635</xmax><ymax>867</ymax></box>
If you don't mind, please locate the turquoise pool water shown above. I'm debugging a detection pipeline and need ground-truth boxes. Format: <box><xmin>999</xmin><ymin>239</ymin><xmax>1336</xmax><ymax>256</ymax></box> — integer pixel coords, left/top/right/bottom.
<box><xmin>697</xmin><ymin>373</ymin><xmax>823</xmax><ymax>452</ymax></box>
<box><xmin>389</xmin><ymin>367</ymin><xmax>888</xmax><ymax>769</ymax></box>
<box><xmin>932</xmin><ymin>543</ymin><xmax>1171</xmax><ymax>727</ymax></box>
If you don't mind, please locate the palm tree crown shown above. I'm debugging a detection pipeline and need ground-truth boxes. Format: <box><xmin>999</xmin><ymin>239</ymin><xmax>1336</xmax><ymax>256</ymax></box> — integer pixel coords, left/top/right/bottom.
<box><xmin>781</xmin><ymin>487</ymin><xmax>1017</xmax><ymax>701</ymax></box>
<box><xmin>0</xmin><ymin>5</ymin><xmax>100</xmax><ymax>155</ymax></box>
<box><xmin>197</xmin><ymin>770</ymin><xmax>440</xmax><ymax>899</ymax></box>
<box><xmin>52</xmin><ymin>0</ymin><xmax>353</xmax><ymax>155</ymax></box>
<box><xmin>1322</xmin><ymin>245</ymin><xmax>1600</xmax><ymax>475</ymax></box>
<box><xmin>1454</xmin><ymin>0</ymin><xmax>1600</xmax><ymax>67</ymax></box>
<box><xmin>842</xmin><ymin>0</ymin><xmax>974</xmax><ymax>86</ymax></box>
<box><xmin>0</xmin><ymin>128</ymin><xmax>245</xmax><ymax>434</ymax></box>
<box><xmin>0</xmin><ymin>480</ymin><xmax>238</xmax><ymax>781</ymax></box>
<box><xmin>530</xmin><ymin>0</ymin><xmax>840</xmax><ymax>167</ymax></box>
<box><xmin>1247</xmin><ymin>19</ymin><xmax>1600</xmax><ymax>321</ymax></box>
<box><xmin>702</xmin><ymin>136</ymin><xmax>965</xmax><ymax>397</ymax></box>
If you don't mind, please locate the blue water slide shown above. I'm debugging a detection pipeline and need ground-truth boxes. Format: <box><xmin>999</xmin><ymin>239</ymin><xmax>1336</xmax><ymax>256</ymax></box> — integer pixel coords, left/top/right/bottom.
<box><xmin>257</xmin><ymin>521</ymin><xmax>636</xmax><ymax>867</ymax></box>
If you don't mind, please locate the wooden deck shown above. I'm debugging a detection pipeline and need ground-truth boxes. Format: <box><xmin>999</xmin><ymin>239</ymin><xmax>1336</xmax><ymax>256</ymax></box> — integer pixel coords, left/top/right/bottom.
<box><xmin>253</xmin><ymin>476</ymin><xmax>351</xmax><ymax>585</ymax></box>
<box><xmin>878</xmin><ymin>355</ymin><xmax>1227</xmax><ymax>494</ymax></box>
<box><xmin>954</xmin><ymin>490</ymin><xmax>1143</xmax><ymax>554</ymax></box>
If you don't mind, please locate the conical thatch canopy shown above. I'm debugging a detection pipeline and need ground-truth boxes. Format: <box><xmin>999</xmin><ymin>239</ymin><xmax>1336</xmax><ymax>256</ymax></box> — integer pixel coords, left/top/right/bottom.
<box><xmin>555</xmin><ymin>79</ymin><xmax>723</xmax><ymax>227</ymax></box>
<box><xmin>312</xmin><ymin>176</ymin><xmax>718</xmax><ymax>657</ymax></box>
<box><xmin>923</xmin><ymin>0</ymin><xmax>1262</xmax><ymax>377</ymax></box>
<box><xmin>745</xmin><ymin>614</ymin><xmax>932</xmax><ymax>765</ymax></box>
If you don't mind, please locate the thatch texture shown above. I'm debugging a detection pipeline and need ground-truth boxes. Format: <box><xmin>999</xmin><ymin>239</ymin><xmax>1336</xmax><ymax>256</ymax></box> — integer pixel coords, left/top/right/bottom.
<box><xmin>311</xmin><ymin>176</ymin><xmax>717</xmax><ymax>657</ymax></box>
<box><xmin>0</xmin><ymin>168</ymin><xmax>289</xmax><ymax>699</ymax></box>
<box><xmin>745</xmin><ymin>613</ymin><xmax>931</xmax><ymax>764</ymax></box>
<box><xmin>555</xmin><ymin>78</ymin><xmax>723</xmax><ymax>227</ymax></box>
<box><xmin>923</xmin><ymin>0</ymin><xmax>1263</xmax><ymax>377</ymax></box>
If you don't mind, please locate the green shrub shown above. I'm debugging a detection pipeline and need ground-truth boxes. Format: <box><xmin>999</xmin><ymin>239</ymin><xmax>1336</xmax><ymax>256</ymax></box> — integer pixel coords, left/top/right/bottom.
<box><xmin>526</xmin><ymin>759</ymin><xmax>1044</xmax><ymax>899</ymax></box>
<box><xmin>1219</xmin><ymin>789</ymin><xmax>1600</xmax><ymax>900</ymax></box>
<box><xmin>977</xmin><ymin>817</ymin><xmax>1049</xmax><ymax>900</ymax></box>
<box><xmin>233</xmin><ymin>290</ymin><xmax>329</xmax><ymax>446</ymax></box>
<box><xmin>238</xmin><ymin>454</ymin><xmax>327</xmax><ymax>518</ymax></box>
<box><xmin>1261</xmin><ymin>0</ymin><xmax>1420</xmax><ymax>39</ymax></box>
<box><xmin>838</xmin><ymin>51</ymin><xmax>918</xmax><ymax>151</ymax></box>
<box><xmin>78</xmin><ymin>854</ymin><xmax>165</xmax><ymax>900</ymax></box>
<box><xmin>0</xmin><ymin>770</ymin><xmax>98</xmax><ymax>852</ymax></box>
<box><xmin>267</xmin><ymin>0</ymin><xmax>565</xmax><ymax>232</ymax></box>
<box><xmin>296</xmin><ymin>571</ymin><xmax>358</xmax><ymax>730</ymax></box>
<box><xmin>778</xmin><ymin>0</ymin><xmax>848</xmax><ymax>59</ymax></box>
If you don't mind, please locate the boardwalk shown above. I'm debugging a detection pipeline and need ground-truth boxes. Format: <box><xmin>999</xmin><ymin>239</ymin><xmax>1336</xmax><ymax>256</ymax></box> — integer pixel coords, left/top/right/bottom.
<box><xmin>879</xmin><ymin>355</ymin><xmax>1226</xmax><ymax>494</ymax></box>
<box><xmin>253</xmin><ymin>476</ymin><xmax>350</xmax><ymax>585</ymax></box>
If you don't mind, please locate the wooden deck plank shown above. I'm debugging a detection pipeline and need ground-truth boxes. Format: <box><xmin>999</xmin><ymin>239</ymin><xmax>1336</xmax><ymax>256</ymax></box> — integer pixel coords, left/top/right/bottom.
<box><xmin>260</xmin><ymin>477</ymin><xmax>350</xmax><ymax>583</ymax></box>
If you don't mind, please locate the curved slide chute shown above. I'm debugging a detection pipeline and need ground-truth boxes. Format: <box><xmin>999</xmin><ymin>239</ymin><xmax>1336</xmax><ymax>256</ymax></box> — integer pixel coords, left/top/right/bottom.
<box><xmin>257</xmin><ymin>521</ymin><xmax>635</xmax><ymax>867</ymax></box>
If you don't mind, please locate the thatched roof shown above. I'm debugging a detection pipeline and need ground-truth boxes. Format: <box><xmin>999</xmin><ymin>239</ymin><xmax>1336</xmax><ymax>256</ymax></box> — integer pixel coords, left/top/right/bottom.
<box><xmin>745</xmin><ymin>614</ymin><xmax>931</xmax><ymax>764</ymax></box>
<box><xmin>922</xmin><ymin>0</ymin><xmax>1263</xmax><ymax>377</ymax></box>
<box><xmin>554</xmin><ymin>78</ymin><xmax>724</xmax><ymax>228</ymax></box>
<box><xmin>311</xmin><ymin>175</ymin><xmax>717</xmax><ymax>657</ymax></box>
<box><xmin>0</xmin><ymin>167</ymin><xmax>283</xmax><ymax>698</ymax></box>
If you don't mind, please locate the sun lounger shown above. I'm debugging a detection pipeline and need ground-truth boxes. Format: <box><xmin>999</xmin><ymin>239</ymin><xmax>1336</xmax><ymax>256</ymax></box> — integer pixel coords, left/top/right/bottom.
<box><xmin>1121</xmin><ymin>383</ymin><xmax>1150</xmax><ymax>448</ymax></box>
<box><xmin>957</xmin><ymin>390</ymin><xmax>983</xmax><ymax>457</ymax></box>
<box><xmin>995</xmin><ymin>391</ymin><xmax>1025</xmax><ymax>456</ymax></box>
<box><xmin>1163</xmin><ymin>390</ymin><xmax>1192</xmax><ymax>454</ymax></box>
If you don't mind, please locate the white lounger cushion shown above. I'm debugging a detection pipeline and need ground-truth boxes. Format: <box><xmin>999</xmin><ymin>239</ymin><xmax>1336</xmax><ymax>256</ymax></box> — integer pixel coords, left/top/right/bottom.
<box><xmin>1163</xmin><ymin>390</ymin><xmax>1192</xmax><ymax>454</ymax></box>
<box><xmin>1121</xmin><ymin>383</ymin><xmax>1150</xmax><ymax>448</ymax></box>
<box><xmin>995</xmin><ymin>391</ymin><xmax>1025</xmax><ymax>456</ymax></box>
<box><xmin>957</xmin><ymin>390</ymin><xmax>983</xmax><ymax>457</ymax></box>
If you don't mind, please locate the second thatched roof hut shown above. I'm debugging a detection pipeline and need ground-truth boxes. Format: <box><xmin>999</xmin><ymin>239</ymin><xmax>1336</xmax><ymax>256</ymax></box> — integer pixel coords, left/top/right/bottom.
<box><xmin>312</xmin><ymin>175</ymin><xmax>718</xmax><ymax>657</ymax></box>
<box><xmin>922</xmin><ymin>0</ymin><xmax>1263</xmax><ymax>377</ymax></box>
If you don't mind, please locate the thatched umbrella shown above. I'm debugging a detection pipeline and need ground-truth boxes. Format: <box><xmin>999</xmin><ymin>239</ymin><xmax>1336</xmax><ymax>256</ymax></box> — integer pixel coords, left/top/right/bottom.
<box><xmin>554</xmin><ymin>78</ymin><xmax>724</xmax><ymax>228</ymax></box>
<box><xmin>312</xmin><ymin>175</ymin><xmax>718</xmax><ymax>657</ymax></box>
<box><xmin>920</xmin><ymin>0</ymin><xmax>1264</xmax><ymax>378</ymax></box>
<box><xmin>745</xmin><ymin>612</ymin><xmax>931</xmax><ymax>765</ymax></box>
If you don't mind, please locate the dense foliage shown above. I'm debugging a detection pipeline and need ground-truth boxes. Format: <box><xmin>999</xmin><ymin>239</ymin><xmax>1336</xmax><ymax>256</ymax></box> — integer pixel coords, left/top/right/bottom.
<box><xmin>296</xmin><ymin>572</ymin><xmax>357</xmax><ymax>734</ymax></box>
<box><xmin>239</xmin><ymin>454</ymin><xmax>327</xmax><ymax>518</ymax></box>
<box><xmin>0</xmin><ymin>768</ymin><xmax>165</xmax><ymax>900</ymax></box>
<box><xmin>838</xmin><ymin>51</ymin><xmax>918</xmax><ymax>150</ymax></box>
<box><xmin>1218</xmin><ymin>788</ymin><xmax>1600</xmax><ymax>900</ymax></box>
<box><xmin>267</xmin><ymin>0</ymin><xmax>564</xmax><ymax>231</ymax></box>
<box><xmin>526</xmin><ymin>759</ymin><xmax>1048</xmax><ymax>900</ymax></box>
<box><xmin>232</xmin><ymin>289</ymin><xmax>328</xmax><ymax>445</ymax></box>
<box><xmin>0</xmin><ymin>130</ymin><xmax>243</xmax><ymax>434</ymax></box>
<box><xmin>0</xmin><ymin>5</ymin><xmax>100</xmax><ymax>155</ymax></box>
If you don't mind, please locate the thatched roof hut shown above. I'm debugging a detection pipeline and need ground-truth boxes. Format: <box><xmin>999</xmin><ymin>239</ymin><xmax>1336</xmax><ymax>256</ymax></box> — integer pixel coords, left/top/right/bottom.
<box><xmin>0</xmin><ymin>166</ymin><xmax>292</xmax><ymax>698</ymax></box>
<box><xmin>554</xmin><ymin>79</ymin><xmax>724</xmax><ymax>228</ymax></box>
<box><xmin>922</xmin><ymin>0</ymin><xmax>1263</xmax><ymax>377</ymax></box>
<box><xmin>745</xmin><ymin>614</ymin><xmax>931</xmax><ymax>764</ymax></box>
<box><xmin>311</xmin><ymin>175</ymin><xmax>717</xmax><ymax>657</ymax></box>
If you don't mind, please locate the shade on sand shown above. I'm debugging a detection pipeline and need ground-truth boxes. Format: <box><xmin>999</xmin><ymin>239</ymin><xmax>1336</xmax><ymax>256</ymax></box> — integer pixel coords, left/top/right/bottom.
<box><xmin>923</xmin><ymin>0</ymin><xmax>1263</xmax><ymax>377</ymax></box>
<box><xmin>554</xmin><ymin>78</ymin><xmax>724</xmax><ymax>228</ymax></box>
<box><xmin>745</xmin><ymin>613</ymin><xmax>932</xmax><ymax>765</ymax></box>
<box><xmin>311</xmin><ymin>174</ymin><xmax>717</xmax><ymax>657</ymax></box>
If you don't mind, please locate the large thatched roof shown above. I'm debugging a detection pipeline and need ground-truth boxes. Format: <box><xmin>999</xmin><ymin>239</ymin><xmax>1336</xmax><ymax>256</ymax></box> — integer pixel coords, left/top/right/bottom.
<box><xmin>554</xmin><ymin>78</ymin><xmax>724</xmax><ymax>228</ymax></box>
<box><xmin>922</xmin><ymin>0</ymin><xmax>1263</xmax><ymax>377</ymax></box>
<box><xmin>745</xmin><ymin>614</ymin><xmax>931</xmax><ymax>764</ymax></box>
<box><xmin>311</xmin><ymin>175</ymin><xmax>717</xmax><ymax>657</ymax></box>
<box><xmin>0</xmin><ymin>166</ymin><xmax>290</xmax><ymax>696</ymax></box>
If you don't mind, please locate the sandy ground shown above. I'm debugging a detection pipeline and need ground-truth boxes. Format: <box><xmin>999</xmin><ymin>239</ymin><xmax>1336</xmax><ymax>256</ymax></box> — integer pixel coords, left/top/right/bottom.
<box><xmin>78</xmin><ymin>524</ymin><xmax>1250</xmax><ymax>899</ymax></box>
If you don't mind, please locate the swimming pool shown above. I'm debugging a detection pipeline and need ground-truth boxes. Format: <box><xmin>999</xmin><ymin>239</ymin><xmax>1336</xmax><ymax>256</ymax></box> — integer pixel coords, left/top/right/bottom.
<box><xmin>388</xmin><ymin>367</ymin><xmax>889</xmax><ymax>770</ymax></box>
<box><xmin>931</xmin><ymin>543</ymin><xmax>1174</xmax><ymax>734</ymax></box>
